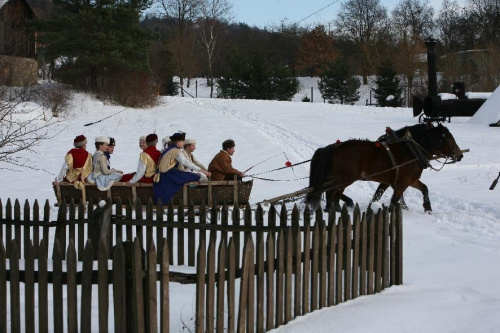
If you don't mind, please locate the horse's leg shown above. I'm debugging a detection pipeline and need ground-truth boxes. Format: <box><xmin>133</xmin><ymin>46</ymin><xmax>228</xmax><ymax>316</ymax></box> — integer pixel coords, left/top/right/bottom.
<box><xmin>326</xmin><ymin>188</ymin><xmax>343</xmax><ymax>212</ymax></box>
<box><xmin>372</xmin><ymin>183</ymin><xmax>389</xmax><ymax>202</ymax></box>
<box><xmin>409</xmin><ymin>180</ymin><xmax>431</xmax><ymax>213</ymax></box>
<box><xmin>389</xmin><ymin>185</ymin><xmax>408</xmax><ymax>212</ymax></box>
<box><xmin>398</xmin><ymin>194</ymin><xmax>409</xmax><ymax>210</ymax></box>
<box><xmin>340</xmin><ymin>194</ymin><xmax>354</xmax><ymax>207</ymax></box>
<box><xmin>390</xmin><ymin>185</ymin><xmax>409</xmax><ymax>210</ymax></box>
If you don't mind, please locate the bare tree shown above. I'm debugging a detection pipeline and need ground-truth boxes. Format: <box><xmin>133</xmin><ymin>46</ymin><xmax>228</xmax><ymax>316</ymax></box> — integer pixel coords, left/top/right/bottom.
<box><xmin>334</xmin><ymin>0</ymin><xmax>388</xmax><ymax>84</ymax></box>
<box><xmin>0</xmin><ymin>85</ymin><xmax>60</xmax><ymax>169</ymax></box>
<box><xmin>390</xmin><ymin>0</ymin><xmax>434</xmax><ymax>99</ymax></box>
<box><xmin>157</xmin><ymin>0</ymin><xmax>202</xmax><ymax>97</ymax></box>
<box><xmin>466</xmin><ymin>0</ymin><xmax>500</xmax><ymax>46</ymax></box>
<box><xmin>437</xmin><ymin>0</ymin><xmax>465</xmax><ymax>52</ymax></box>
<box><xmin>196</xmin><ymin>0</ymin><xmax>233</xmax><ymax>98</ymax></box>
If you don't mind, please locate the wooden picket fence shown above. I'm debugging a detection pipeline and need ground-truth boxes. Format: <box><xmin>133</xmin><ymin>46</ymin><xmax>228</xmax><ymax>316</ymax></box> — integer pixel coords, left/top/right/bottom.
<box><xmin>0</xmin><ymin>237</ymin><xmax>169</xmax><ymax>333</ymax></box>
<box><xmin>0</xmin><ymin>197</ymin><xmax>403</xmax><ymax>332</ymax></box>
<box><xmin>195</xmin><ymin>204</ymin><xmax>403</xmax><ymax>332</ymax></box>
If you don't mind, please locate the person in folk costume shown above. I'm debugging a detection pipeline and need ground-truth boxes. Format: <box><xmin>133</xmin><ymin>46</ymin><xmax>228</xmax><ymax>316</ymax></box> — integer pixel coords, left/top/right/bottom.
<box><xmin>54</xmin><ymin>134</ymin><xmax>93</xmax><ymax>189</ymax></box>
<box><xmin>121</xmin><ymin>134</ymin><xmax>161</xmax><ymax>184</ymax></box>
<box><xmin>88</xmin><ymin>137</ymin><xmax>123</xmax><ymax>191</ymax></box>
<box><xmin>208</xmin><ymin>139</ymin><xmax>245</xmax><ymax>181</ymax></box>
<box><xmin>139</xmin><ymin>136</ymin><xmax>147</xmax><ymax>151</ymax></box>
<box><xmin>104</xmin><ymin>137</ymin><xmax>116</xmax><ymax>168</ymax></box>
<box><xmin>153</xmin><ymin>132</ymin><xmax>211</xmax><ymax>204</ymax></box>
<box><xmin>178</xmin><ymin>138</ymin><xmax>209</xmax><ymax>182</ymax></box>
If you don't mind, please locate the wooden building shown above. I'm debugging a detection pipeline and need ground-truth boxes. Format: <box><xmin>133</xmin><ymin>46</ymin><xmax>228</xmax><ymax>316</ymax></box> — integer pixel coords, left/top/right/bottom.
<box><xmin>0</xmin><ymin>0</ymin><xmax>36</xmax><ymax>58</ymax></box>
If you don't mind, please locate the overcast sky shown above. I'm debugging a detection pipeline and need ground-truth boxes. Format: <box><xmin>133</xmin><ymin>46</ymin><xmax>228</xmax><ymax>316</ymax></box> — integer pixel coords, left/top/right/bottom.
<box><xmin>230</xmin><ymin>0</ymin><xmax>438</xmax><ymax>29</ymax></box>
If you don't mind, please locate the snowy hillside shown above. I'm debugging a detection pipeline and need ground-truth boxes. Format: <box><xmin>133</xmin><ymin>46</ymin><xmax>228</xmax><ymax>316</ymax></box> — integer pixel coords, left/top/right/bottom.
<box><xmin>1</xmin><ymin>83</ymin><xmax>500</xmax><ymax>332</ymax></box>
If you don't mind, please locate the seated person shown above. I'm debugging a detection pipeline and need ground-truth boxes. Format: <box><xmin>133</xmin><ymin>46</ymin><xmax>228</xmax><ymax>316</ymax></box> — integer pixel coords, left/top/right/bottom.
<box><xmin>208</xmin><ymin>139</ymin><xmax>245</xmax><ymax>181</ymax></box>
<box><xmin>153</xmin><ymin>132</ymin><xmax>211</xmax><ymax>204</ymax></box>
<box><xmin>178</xmin><ymin>138</ymin><xmax>208</xmax><ymax>182</ymax></box>
<box><xmin>88</xmin><ymin>136</ymin><xmax>123</xmax><ymax>191</ymax></box>
<box><xmin>54</xmin><ymin>134</ymin><xmax>93</xmax><ymax>189</ymax></box>
<box><xmin>121</xmin><ymin>134</ymin><xmax>161</xmax><ymax>184</ymax></box>
<box><xmin>104</xmin><ymin>137</ymin><xmax>116</xmax><ymax>167</ymax></box>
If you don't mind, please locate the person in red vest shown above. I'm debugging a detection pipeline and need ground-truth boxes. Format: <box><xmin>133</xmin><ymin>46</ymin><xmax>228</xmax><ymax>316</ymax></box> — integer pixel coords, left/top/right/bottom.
<box><xmin>54</xmin><ymin>135</ymin><xmax>93</xmax><ymax>188</ymax></box>
<box><xmin>122</xmin><ymin>133</ymin><xmax>161</xmax><ymax>185</ymax></box>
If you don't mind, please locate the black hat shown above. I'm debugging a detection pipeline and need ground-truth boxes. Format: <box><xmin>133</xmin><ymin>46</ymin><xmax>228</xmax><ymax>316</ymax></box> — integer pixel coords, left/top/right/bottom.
<box><xmin>169</xmin><ymin>132</ymin><xmax>186</xmax><ymax>142</ymax></box>
<box><xmin>108</xmin><ymin>137</ymin><xmax>116</xmax><ymax>147</ymax></box>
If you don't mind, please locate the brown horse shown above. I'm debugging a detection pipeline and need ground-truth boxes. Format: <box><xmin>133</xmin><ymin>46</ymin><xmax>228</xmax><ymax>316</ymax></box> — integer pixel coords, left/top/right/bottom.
<box><xmin>306</xmin><ymin>124</ymin><xmax>463</xmax><ymax>212</ymax></box>
<box><xmin>372</xmin><ymin>122</ymin><xmax>435</xmax><ymax>209</ymax></box>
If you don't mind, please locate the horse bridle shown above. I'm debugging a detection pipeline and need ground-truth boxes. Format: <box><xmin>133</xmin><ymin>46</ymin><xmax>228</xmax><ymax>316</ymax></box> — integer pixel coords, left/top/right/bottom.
<box><xmin>436</xmin><ymin>131</ymin><xmax>462</xmax><ymax>163</ymax></box>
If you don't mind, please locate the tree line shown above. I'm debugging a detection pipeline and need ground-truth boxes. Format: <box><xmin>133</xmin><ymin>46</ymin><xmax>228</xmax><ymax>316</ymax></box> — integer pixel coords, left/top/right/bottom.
<box><xmin>30</xmin><ymin>0</ymin><xmax>500</xmax><ymax>107</ymax></box>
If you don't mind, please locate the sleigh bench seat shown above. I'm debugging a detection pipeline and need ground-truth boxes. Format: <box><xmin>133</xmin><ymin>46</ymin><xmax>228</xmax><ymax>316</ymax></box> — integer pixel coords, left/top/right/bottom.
<box><xmin>53</xmin><ymin>179</ymin><xmax>253</xmax><ymax>206</ymax></box>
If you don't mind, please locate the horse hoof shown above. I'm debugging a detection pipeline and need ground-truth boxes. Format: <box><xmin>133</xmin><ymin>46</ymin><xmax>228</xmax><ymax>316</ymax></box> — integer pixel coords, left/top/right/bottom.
<box><xmin>401</xmin><ymin>204</ymin><xmax>409</xmax><ymax>210</ymax></box>
<box><xmin>425</xmin><ymin>209</ymin><xmax>432</xmax><ymax>215</ymax></box>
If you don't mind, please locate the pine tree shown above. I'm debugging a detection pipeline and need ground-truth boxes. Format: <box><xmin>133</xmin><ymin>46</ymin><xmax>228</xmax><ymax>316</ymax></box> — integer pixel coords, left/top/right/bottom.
<box><xmin>318</xmin><ymin>58</ymin><xmax>360</xmax><ymax>105</ymax></box>
<box><xmin>33</xmin><ymin>0</ymin><xmax>153</xmax><ymax>101</ymax></box>
<box><xmin>217</xmin><ymin>49</ymin><xmax>299</xmax><ymax>101</ymax></box>
<box><xmin>373</xmin><ymin>61</ymin><xmax>403</xmax><ymax>107</ymax></box>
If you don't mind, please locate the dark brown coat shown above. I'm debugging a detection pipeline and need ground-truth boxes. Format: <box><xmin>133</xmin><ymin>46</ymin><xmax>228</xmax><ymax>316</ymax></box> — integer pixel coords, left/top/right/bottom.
<box><xmin>208</xmin><ymin>150</ymin><xmax>243</xmax><ymax>181</ymax></box>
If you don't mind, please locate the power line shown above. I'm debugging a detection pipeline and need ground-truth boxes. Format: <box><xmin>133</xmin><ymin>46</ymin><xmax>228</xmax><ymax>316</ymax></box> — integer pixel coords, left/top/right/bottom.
<box><xmin>295</xmin><ymin>0</ymin><xmax>341</xmax><ymax>25</ymax></box>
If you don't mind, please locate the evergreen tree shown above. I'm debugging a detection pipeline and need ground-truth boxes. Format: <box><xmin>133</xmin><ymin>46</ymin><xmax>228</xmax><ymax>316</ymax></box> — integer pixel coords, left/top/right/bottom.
<box><xmin>373</xmin><ymin>60</ymin><xmax>403</xmax><ymax>107</ymax></box>
<box><xmin>217</xmin><ymin>49</ymin><xmax>299</xmax><ymax>101</ymax></box>
<box><xmin>318</xmin><ymin>58</ymin><xmax>360</xmax><ymax>104</ymax></box>
<box><xmin>33</xmin><ymin>0</ymin><xmax>153</xmax><ymax>104</ymax></box>
<box><xmin>216</xmin><ymin>48</ymin><xmax>250</xmax><ymax>99</ymax></box>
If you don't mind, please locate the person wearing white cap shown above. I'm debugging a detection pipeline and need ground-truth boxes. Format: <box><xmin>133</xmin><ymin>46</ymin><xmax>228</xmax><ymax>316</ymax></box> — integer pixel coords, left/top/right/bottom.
<box><xmin>179</xmin><ymin>138</ymin><xmax>208</xmax><ymax>182</ymax></box>
<box><xmin>87</xmin><ymin>136</ymin><xmax>123</xmax><ymax>191</ymax></box>
<box><xmin>139</xmin><ymin>136</ymin><xmax>147</xmax><ymax>151</ymax></box>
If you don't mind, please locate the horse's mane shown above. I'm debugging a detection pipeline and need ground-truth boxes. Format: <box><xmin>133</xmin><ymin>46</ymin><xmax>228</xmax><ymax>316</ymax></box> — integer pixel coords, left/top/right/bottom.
<box><xmin>378</xmin><ymin>122</ymin><xmax>434</xmax><ymax>142</ymax></box>
<box><xmin>409</xmin><ymin>124</ymin><xmax>446</xmax><ymax>151</ymax></box>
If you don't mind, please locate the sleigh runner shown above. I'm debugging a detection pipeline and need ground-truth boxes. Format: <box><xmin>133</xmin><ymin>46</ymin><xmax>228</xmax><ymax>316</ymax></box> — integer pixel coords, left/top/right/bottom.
<box><xmin>53</xmin><ymin>179</ymin><xmax>253</xmax><ymax>206</ymax></box>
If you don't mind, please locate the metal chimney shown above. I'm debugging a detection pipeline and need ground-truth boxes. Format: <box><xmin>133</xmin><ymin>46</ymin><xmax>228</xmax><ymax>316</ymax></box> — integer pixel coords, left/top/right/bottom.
<box><xmin>425</xmin><ymin>37</ymin><xmax>438</xmax><ymax>97</ymax></box>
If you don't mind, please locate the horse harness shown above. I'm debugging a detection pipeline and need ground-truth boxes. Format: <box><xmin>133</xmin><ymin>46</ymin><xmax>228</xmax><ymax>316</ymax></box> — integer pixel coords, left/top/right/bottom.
<box><xmin>379</xmin><ymin>129</ymin><xmax>430</xmax><ymax>185</ymax></box>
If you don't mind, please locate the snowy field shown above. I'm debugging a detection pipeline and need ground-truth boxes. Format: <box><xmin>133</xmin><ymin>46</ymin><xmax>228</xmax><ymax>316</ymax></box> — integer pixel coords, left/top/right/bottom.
<box><xmin>1</xmin><ymin>79</ymin><xmax>500</xmax><ymax>332</ymax></box>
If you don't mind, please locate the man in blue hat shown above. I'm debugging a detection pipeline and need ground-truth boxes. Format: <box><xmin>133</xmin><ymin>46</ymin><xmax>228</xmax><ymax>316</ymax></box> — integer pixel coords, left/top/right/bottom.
<box><xmin>153</xmin><ymin>131</ymin><xmax>211</xmax><ymax>204</ymax></box>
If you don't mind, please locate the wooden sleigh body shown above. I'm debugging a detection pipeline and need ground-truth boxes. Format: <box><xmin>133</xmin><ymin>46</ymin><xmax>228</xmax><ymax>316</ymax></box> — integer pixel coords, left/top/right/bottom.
<box><xmin>53</xmin><ymin>179</ymin><xmax>253</xmax><ymax>206</ymax></box>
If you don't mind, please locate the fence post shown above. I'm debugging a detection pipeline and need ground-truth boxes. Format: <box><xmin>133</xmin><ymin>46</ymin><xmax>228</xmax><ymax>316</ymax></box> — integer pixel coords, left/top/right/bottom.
<box><xmin>90</xmin><ymin>201</ymin><xmax>112</xmax><ymax>259</ymax></box>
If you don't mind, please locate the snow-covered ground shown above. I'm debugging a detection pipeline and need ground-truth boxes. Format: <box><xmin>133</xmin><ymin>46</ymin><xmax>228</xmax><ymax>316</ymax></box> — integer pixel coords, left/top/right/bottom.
<box><xmin>1</xmin><ymin>79</ymin><xmax>500</xmax><ymax>332</ymax></box>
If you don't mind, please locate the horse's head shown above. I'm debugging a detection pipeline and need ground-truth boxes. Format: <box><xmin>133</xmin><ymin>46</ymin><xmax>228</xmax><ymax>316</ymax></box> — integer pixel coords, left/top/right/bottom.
<box><xmin>435</xmin><ymin>124</ymin><xmax>463</xmax><ymax>162</ymax></box>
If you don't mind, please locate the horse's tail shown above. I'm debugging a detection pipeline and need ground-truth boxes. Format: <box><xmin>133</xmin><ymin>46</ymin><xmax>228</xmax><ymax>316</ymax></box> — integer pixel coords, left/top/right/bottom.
<box><xmin>305</xmin><ymin>144</ymin><xmax>336</xmax><ymax>208</ymax></box>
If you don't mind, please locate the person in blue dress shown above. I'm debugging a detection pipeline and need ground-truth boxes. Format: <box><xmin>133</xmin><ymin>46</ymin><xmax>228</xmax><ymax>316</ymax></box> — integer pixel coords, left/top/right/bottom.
<box><xmin>153</xmin><ymin>132</ymin><xmax>211</xmax><ymax>204</ymax></box>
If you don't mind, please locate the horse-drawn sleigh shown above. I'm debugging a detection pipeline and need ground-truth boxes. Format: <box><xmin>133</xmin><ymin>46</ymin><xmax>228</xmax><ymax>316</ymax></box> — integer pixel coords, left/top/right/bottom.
<box><xmin>53</xmin><ymin>178</ymin><xmax>253</xmax><ymax>206</ymax></box>
<box><xmin>54</xmin><ymin>124</ymin><xmax>466</xmax><ymax>212</ymax></box>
